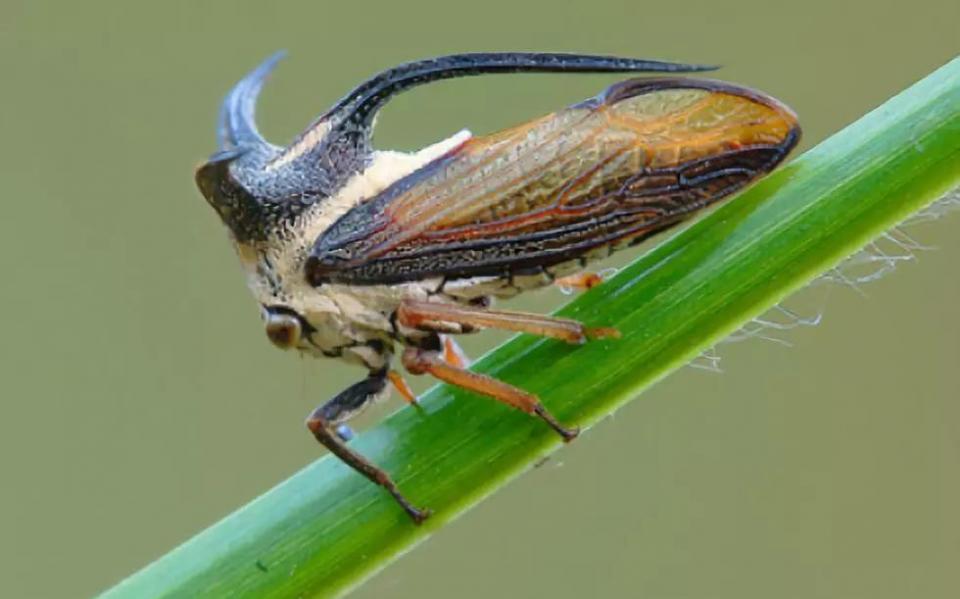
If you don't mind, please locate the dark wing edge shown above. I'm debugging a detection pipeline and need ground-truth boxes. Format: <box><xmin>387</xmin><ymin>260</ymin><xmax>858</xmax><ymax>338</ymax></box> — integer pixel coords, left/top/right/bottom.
<box><xmin>307</xmin><ymin>77</ymin><xmax>801</xmax><ymax>286</ymax></box>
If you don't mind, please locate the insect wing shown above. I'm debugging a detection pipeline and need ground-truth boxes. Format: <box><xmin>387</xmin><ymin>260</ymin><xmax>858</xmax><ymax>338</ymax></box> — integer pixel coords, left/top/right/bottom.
<box><xmin>308</xmin><ymin>78</ymin><xmax>800</xmax><ymax>285</ymax></box>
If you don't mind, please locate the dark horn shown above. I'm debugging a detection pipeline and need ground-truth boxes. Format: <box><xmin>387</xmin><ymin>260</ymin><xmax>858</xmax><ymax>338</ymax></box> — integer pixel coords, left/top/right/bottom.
<box><xmin>276</xmin><ymin>52</ymin><xmax>717</xmax><ymax>192</ymax></box>
<box><xmin>325</xmin><ymin>52</ymin><xmax>718</xmax><ymax>132</ymax></box>
<box><xmin>216</xmin><ymin>50</ymin><xmax>286</xmax><ymax>150</ymax></box>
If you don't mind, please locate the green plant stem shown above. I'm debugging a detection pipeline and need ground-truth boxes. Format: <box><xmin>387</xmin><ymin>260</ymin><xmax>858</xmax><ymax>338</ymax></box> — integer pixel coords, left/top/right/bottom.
<box><xmin>101</xmin><ymin>57</ymin><xmax>960</xmax><ymax>598</ymax></box>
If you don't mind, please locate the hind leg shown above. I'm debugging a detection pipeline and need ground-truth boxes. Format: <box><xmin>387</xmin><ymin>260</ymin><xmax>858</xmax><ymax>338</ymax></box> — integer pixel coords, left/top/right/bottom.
<box><xmin>397</xmin><ymin>299</ymin><xmax>619</xmax><ymax>345</ymax></box>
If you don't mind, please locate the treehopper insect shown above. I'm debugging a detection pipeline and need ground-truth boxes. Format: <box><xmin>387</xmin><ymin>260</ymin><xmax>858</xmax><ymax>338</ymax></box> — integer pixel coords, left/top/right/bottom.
<box><xmin>195</xmin><ymin>52</ymin><xmax>800</xmax><ymax>523</ymax></box>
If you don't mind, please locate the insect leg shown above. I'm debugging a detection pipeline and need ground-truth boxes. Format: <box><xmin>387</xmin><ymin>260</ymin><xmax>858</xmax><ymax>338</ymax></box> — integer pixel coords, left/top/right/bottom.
<box><xmin>554</xmin><ymin>272</ymin><xmax>605</xmax><ymax>291</ymax></box>
<box><xmin>305</xmin><ymin>371</ymin><xmax>430</xmax><ymax>524</ymax></box>
<box><xmin>401</xmin><ymin>346</ymin><xmax>578</xmax><ymax>442</ymax></box>
<box><xmin>397</xmin><ymin>299</ymin><xmax>620</xmax><ymax>345</ymax></box>
<box><xmin>442</xmin><ymin>335</ymin><xmax>471</xmax><ymax>368</ymax></box>
<box><xmin>386</xmin><ymin>338</ymin><xmax>469</xmax><ymax>405</ymax></box>
<box><xmin>387</xmin><ymin>370</ymin><xmax>419</xmax><ymax>405</ymax></box>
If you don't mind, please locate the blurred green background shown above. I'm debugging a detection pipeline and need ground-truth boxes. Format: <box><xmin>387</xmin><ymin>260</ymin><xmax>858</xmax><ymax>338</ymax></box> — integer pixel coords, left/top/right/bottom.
<box><xmin>1</xmin><ymin>1</ymin><xmax>957</xmax><ymax>597</ymax></box>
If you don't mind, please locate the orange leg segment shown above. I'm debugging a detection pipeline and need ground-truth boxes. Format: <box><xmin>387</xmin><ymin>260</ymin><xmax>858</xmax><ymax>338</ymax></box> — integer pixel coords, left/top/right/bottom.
<box><xmin>389</xmin><ymin>339</ymin><xmax>471</xmax><ymax>407</ymax></box>
<box><xmin>398</xmin><ymin>299</ymin><xmax>620</xmax><ymax>344</ymax></box>
<box><xmin>401</xmin><ymin>347</ymin><xmax>578</xmax><ymax>442</ymax></box>
<box><xmin>388</xmin><ymin>370</ymin><xmax>419</xmax><ymax>406</ymax></box>
<box><xmin>442</xmin><ymin>335</ymin><xmax>471</xmax><ymax>368</ymax></box>
<box><xmin>554</xmin><ymin>272</ymin><xmax>605</xmax><ymax>290</ymax></box>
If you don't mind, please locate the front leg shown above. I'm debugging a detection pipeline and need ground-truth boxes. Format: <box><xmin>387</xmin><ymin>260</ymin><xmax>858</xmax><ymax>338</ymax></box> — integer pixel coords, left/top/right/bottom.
<box><xmin>305</xmin><ymin>370</ymin><xmax>430</xmax><ymax>524</ymax></box>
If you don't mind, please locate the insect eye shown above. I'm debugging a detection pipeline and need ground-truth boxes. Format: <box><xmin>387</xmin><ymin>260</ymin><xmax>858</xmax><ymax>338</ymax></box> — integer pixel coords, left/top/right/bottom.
<box><xmin>264</xmin><ymin>312</ymin><xmax>302</xmax><ymax>349</ymax></box>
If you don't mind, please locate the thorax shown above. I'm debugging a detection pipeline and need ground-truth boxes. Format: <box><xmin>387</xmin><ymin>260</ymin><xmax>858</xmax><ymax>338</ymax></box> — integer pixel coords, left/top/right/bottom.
<box><xmin>230</xmin><ymin>133</ymin><xmax>472</xmax><ymax>357</ymax></box>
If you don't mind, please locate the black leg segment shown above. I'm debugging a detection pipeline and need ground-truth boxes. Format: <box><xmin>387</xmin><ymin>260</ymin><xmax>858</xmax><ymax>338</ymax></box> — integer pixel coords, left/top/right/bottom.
<box><xmin>315</xmin><ymin>370</ymin><xmax>389</xmax><ymax>423</ymax></box>
<box><xmin>306</xmin><ymin>371</ymin><xmax>431</xmax><ymax>524</ymax></box>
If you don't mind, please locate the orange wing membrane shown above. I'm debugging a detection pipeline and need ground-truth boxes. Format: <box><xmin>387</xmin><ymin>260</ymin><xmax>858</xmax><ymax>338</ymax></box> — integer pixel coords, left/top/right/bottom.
<box><xmin>307</xmin><ymin>78</ymin><xmax>799</xmax><ymax>285</ymax></box>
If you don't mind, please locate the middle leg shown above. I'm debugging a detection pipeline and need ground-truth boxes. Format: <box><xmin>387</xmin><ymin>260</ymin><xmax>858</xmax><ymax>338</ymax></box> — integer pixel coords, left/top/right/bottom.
<box><xmin>401</xmin><ymin>344</ymin><xmax>578</xmax><ymax>442</ymax></box>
